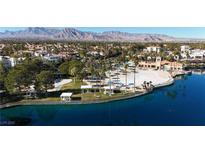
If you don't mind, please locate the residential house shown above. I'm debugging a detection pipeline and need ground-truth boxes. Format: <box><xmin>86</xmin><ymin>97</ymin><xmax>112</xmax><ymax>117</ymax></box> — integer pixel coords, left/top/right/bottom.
<box><xmin>146</xmin><ymin>46</ymin><xmax>161</xmax><ymax>53</ymax></box>
<box><xmin>34</xmin><ymin>50</ymin><xmax>48</xmax><ymax>57</ymax></box>
<box><xmin>189</xmin><ymin>49</ymin><xmax>205</xmax><ymax>60</ymax></box>
<box><xmin>0</xmin><ymin>56</ymin><xmax>24</xmax><ymax>68</ymax></box>
<box><xmin>43</xmin><ymin>54</ymin><xmax>62</xmax><ymax>63</ymax></box>
<box><xmin>180</xmin><ymin>45</ymin><xmax>190</xmax><ymax>52</ymax></box>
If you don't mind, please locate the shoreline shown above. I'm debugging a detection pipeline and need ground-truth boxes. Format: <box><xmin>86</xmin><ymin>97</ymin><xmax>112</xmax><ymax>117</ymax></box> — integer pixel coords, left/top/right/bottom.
<box><xmin>0</xmin><ymin>77</ymin><xmax>174</xmax><ymax>109</ymax></box>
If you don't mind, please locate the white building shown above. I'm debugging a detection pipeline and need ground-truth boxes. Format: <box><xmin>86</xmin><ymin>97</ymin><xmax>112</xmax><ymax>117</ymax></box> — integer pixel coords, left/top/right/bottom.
<box><xmin>9</xmin><ymin>57</ymin><xmax>17</xmax><ymax>67</ymax></box>
<box><xmin>181</xmin><ymin>49</ymin><xmax>205</xmax><ymax>60</ymax></box>
<box><xmin>34</xmin><ymin>50</ymin><xmax>48</xmax><ymax>57</ymax></box>
<box><xmin>189</xmin><ymin>49</ymin><xmax>205</xmax><ymax>60</ymax></box>
<box><xmin>81</xmin><ymin>85</ymin><xmax>93</xmax><ymax>93</ymax></box>
<box><xmin>181</xmin><ymin>45</ymin><xmax>190</xmax><ymax>52</ymax></box>
<box><xmin>87</xmin><ymin>51</ymin><xmax>104</xmax><ymax>57</ymax></box>
<box><xmin>180</xmin><ymin>53</ymin><xmax>188</xmax><ymax>59</ymax></box>
<box><xmin>0</xmin><ymin>56</ymin><xmax>11</xmax><ymax>68</ymax></box>
<box><xmin>146</xmin><ymin>46</ymin><xmax>161</xmax><ymax>53</ymax></box>
<box><xmin>0</xmin><ymin>56</ymin><xmax>25</xmax><ymax>68</ymax></box>
<box><xmin>43</xmin><ymin>54</ymin><xmax>62</xmax><ymax>63</ymax></box>
<box><xmin>87</xmin><ymin>51</ymin><xmax>99</xmax><ymax>56</ymax></box>
<box><xmin>60</xmin><ymin>92</ymin><xmax>73</xmax><ymax>102</ymax></box>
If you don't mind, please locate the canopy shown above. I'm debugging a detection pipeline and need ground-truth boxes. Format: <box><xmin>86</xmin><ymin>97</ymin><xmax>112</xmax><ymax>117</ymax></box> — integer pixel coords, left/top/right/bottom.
<box><xmin>81</xmin><ymin>85</ymin><xmax>93</xmax><ymax>89</ymax></box>
<box><xmin>60</xmin><ymin>92</ymin><xmax>72</xmax><ymax>97</ymax></box>
<box><xmin>103</xmin><ymin>86</ymin><xmax>115</xmax><ymax>90</ymax></box>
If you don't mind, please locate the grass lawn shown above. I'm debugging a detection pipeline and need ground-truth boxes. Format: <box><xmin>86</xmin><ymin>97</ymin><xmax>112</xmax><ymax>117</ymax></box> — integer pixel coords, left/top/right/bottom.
<box><xmin>18</xmin><ymin>91</ymin><xmax>139</xmax><ymax>104</ymax></box>
<box><xmin>61</xmin><ymin>80</ymin><xmax>87</xmax><ymax>90</ymax></box>
<box><xmin>73</xmin><ymin>91</ymin><xmax>133</xmax><ymax>102</ymax></box>
<box><xmin>21</xmin><ymin>97</ymin><xmax>61</xmax><ymax>103</ymax></box>
<box><xmin>18</xmin><ymin>80</ymin><xmax>138</xmax><ymax>103</ymax></box>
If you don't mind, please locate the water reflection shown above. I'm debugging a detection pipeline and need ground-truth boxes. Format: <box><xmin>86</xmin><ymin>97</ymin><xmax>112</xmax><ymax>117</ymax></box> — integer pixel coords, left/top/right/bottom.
<box><xmin>35</xmin><ymin>106</ymin><xmax>58</xmax><ymax>122</ymax></box>
<box><xmin>7</xmin><ymin>117</ymin><xmax>32</xmax><ymax>126</ymax></box>
<box><xmin>165</xmin><ymin>90</ymin><xmax>177</xmax><ymax>99</ymax></box>
<box><xmin>0</xmin><ymin>107</ymin><xmax>33</xmax><ymax>125</ymax></box>
<box><xmin>143</xmin><ymin>94</ymin><xmax>155</xmax><ymax>102</ymax></box>
<box><xmin>1</xmin><ymin>74</ymin><xmax>205</xmax><ymax>126</ymax></box>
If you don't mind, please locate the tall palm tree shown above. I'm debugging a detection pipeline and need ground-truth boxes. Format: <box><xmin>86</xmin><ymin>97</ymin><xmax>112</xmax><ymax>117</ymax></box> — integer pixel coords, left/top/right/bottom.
<box><xmin>98</xmin><ymin>68</ymin><xmax>105</xmax><ymax>93</ymax></box>
<box><xmin>133</xmin><ymin>67</ymin><xmax>136</xmax><ymax>92</ymax></box>
<box><xmin>107</xmin><ymin>70</ymin><xmax>112</xmax><ymax>96</ymax></box>
<box><xmin>133</xmin><ymin>59</ymin><xmax>139</xmax><ymax>92</ymax></box>
<box><xmin>88</xmin><ymin>60</ymin><xmax>100</xmax><ymax>96</ymax></box>
<box><xmin>88</xmin><ymin>66</ymin><xmax>95</xmax><ymax>90</ymax></box>
<box><xmin>70</xmin><ymin>66</ymin><xmax>78</xmax><ymax>83</ymax></box>
<box><xmin>79</xmin><ymin>68</ymin><xmax>86</xmax><ymax>81</ymax></box>
<box><xmin>101</xmin><ymin>58</ymin><xmax>113</xmax><ymax>96</ymax></box>
<box><xmin>108</xmin><ymin>60</ymin><xmax>113</xmax><ymax>96</ymax></box>
<box><xmin>124</xmin><ymin>63</ymin><xmax>129</xmax><ymax>88</ymax></box>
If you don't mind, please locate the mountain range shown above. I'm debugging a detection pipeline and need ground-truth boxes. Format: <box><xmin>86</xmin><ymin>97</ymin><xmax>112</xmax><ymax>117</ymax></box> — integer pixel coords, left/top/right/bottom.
<box><xmin>0</xmin><ymin>27</ymin><xmax>204</xmax><ymax>42</ymax></box>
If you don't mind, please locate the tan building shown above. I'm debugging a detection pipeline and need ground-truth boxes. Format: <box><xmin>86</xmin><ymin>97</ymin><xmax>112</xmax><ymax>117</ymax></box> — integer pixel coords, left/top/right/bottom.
<box><xmin>160</xmin><ymin>60</ymin><xmax>183</xmax><ymax>71</ymax></box>
<box><xmin>138</xmin><ymin>57</ymin><xmax>183</xmax><ymax>71</ymax></box>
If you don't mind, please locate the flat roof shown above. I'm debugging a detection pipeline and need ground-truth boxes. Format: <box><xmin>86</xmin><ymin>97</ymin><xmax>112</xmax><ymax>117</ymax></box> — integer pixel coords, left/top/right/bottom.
<box><xmin>81</xmin><ymin>85</ymin><xmax>93</xmax><ymax>89</ymax></box>
<box><xmin>60</xmin><ymin>92</ymin><xmax>73</xmax><ymax>97</ymax></box>
<box><xmin>103</xmin><ymin>86</ymin><xmax>115</xmax><ymax>90</ymax></box>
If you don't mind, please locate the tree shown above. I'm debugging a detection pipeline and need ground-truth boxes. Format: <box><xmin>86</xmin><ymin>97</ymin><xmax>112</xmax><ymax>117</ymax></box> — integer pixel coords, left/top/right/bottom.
<box><xmin>58</xmin><ymin>61</ymin><xmax>70</xmax><ymax>76</ymax></box>
<box><xmin>124</xmin><ymin>63</ymin><xmax>129</xmax><ymax>87</ymax></box>
<box><xmin>5</xmin><ymin>66</ymin><xmax>32</xmax><ymax>93</ymax></box>
<box><xmin>98</xmin><ymin>68</ymin><xmax>106</xmax><ymax>92</ymax></box>
<box><xmin>1</xmin><ymin>44</ymin><xmax>14</xmax><ymax>56</ymax></box>
<box><xmin>70</xmin><ymin>66</ymin><xmax>79</xmax><ymax>83</ymax></box>
<box><xmin>69</xmin><ymin>60</ymin><xmax>83</xmax><ymax>70</ymax></box>
<box><xmin>133</xmin><ymin>59</ymin><xmax>139</xmax><ymax>92</ymax></box>
<box><xmin>166</xmin><ymin>55</ymin><xmax>174</xmax><ymax>62</ymax></box>
<box><xmin>78</xmin><ymin>68</ymin><xmax>87</xmax><ymax>81</ymax></box>
<box><xmin>35</xmin><ymin>71</ymin><xmax>54</xmax><ymax>93</ymax></box>
<box><xmin>159</xmin><ymin>51</ymin><xmax>166</xmax><ymax>59</ymax></box>
<box><xmin>173</xmin><ymin>50</ymin><xmax>180</xmax><ymax>56</ymax></box>
<box><xmin>79</xmin><ymin>50</ymin><xmax>86</xmax><ymax>58</ymax></box>
<box><xmin>69</xmin><ymin>60</ymin><xmax>84</xmax><ymax>81</ymax></box>
<box><xmin>4</xmin><ymin>57</ymin><xmax>57</xmax><ymax>94</ymax></box>
<box><xmin>0</xmin><ymin>62</ymin><xmax>7</xmax><ymax>90</ymax></box>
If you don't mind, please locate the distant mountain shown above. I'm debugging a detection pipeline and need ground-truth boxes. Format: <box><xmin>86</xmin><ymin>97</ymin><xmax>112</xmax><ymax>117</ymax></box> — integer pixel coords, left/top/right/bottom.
<box><xmin>0</xmin><ymin>27</ymin><xmax>204</xmax><ymax>42</ymax></box>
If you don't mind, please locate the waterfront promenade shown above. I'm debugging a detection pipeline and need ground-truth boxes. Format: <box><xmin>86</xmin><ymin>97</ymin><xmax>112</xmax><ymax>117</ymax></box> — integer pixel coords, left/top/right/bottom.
<box><xmin>0</xmin><ymin>70</ymin><xmax>174</xmax><ymax>109</ymax></box>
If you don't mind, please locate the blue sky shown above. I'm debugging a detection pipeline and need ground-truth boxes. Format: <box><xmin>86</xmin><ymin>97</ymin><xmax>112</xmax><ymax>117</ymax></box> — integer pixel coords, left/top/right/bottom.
<box><xmin>0</xmin><ymin>27</ymin><xmax>205</xmax><ymax>38</ymax></box>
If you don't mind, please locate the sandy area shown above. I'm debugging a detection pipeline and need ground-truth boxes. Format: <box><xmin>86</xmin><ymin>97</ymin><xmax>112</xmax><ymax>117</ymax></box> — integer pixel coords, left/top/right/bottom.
<box><xmin>47</xmin><ymin>79</ymin><xmax>72</xmax><ymax>92</ymax></box>
<box><xmin>105</xmin><ymin>69</ymin><xmax>172</xmax><ymax>88</ymax></box>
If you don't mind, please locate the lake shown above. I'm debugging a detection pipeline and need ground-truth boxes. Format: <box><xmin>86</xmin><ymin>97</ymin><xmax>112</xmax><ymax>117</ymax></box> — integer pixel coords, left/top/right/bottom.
<box><xmin>1</xmin><ymin>74</ymin><xmax>205</xmax><ymax>126</ymax></box>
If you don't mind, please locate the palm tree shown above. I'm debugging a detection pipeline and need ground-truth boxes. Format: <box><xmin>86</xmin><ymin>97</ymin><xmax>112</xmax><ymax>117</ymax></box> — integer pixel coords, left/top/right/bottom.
<box><xmin>124</xmin><ymin>63</ymin><xmax>129</xmax><ymax>87</ymax></box>
<box><xmin>98</xmin><ymin>69</ymin><xmax>105</xmax><ymax>93</ymax></box>
<box><xmin>70</xmin><ymin>66</ymin><xmax>78</xmax><ymax>83</ymax></box>
<box><xmin>149</xmin><ymin>81</ymin><xmax>153</xmax><ymax>89</ymax></box>
<box><xmin>133</xmin><ymin>67</ymin><xmax>136</xmax><ymax>92</ymax></box>
<box><xmin>186</xmin><ymin>51</ymin><xmax>190</xmax><ymax>60</ymax></box>
<box><xmin>108</xmin><ymin>70</ymin><xmax>112</xmax><ymax>96</ymax></box>
<box><xmin>87</xmin><ymin>61</ymin><xmax>100</xmax><ymax>96</ymax></box>
<box><xmin>79</xmin><ymin>68</ymin><xmax>87</xmax><ymax>81</ymax></box>
<box><xmin>89</xmin><ymin>67</ymin><xmax>95</xmax><ymax>92</ymax></box>
<box><xmin>105</xmin><ymin>59</ymin><xmax>113</xmax><ymax>96</ymax></box>
<box><xmin>133</xmin><ymin>59</ymin><xmax>139</xmax><ymax>92</ymax></box>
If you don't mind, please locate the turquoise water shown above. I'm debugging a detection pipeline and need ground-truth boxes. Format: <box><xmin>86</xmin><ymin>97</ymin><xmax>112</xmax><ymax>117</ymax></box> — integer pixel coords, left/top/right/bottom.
<box><xmin>1</xmin><ymin>74</ymin><xmax>205</xmax><ymax>126</ymax></box>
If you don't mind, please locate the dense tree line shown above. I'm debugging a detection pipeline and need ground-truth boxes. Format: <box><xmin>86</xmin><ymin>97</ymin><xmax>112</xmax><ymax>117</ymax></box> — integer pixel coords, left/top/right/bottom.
<box><xmin>1</xmin><ymin>58</ymin><xmax>55</xmax><ymax>94</ymax></box>
<box><xmin>1</xmin><ymin>43</ymin><xmax>28</xmax><ymax>56</ymax></box>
